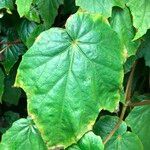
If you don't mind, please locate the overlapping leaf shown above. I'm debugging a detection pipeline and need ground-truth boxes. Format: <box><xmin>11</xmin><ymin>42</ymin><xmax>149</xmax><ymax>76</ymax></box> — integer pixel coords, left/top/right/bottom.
<box><xmin>126</xmin><ymin>106</ymin><xmax>150</xmax><ymax>149</ymax></box>
<box><xmin>16</xmin><ymin>0</ymin><xmax>64</xmax><ymax>28</ymax></box>
<box><xmin>76</xmin><ymin>0</ymin><xmax>125</xmax><ymax>18</ymax></box>
<box><xmin>0</xmin><ymin>28</ymin><xmax>26</xmax><ymax>73</ymax></box>
<box><xmin>110</xmin><ymin>7</ymin><xmax>140</xmax><ymax>57</ymax></box>
<box><xmin>15</xmin><ymin>12</ymin><xmax>124</xmax><ymax>148</ymax></box>
<box><xmin>94</xmin><ymin>115</ymin><xmax>143</xmax><ymax>150</ymax></box>
<box><xmin>17</xmin><ymin>19</ymin><xmax>44</xmax><ymax>48</ymax></box>
<box><xmin>93</xmin><ymin>115</ymin><xmax>127</xmax><ymax>140</ymax></box>
<box><xmin>0</xmin><ymin>118</ymin><xmax>47</xmax><ymax>150</ymax></box>
<box><xmin>127</xmin><ymin>0</ymin><xmax>150</xmax><ymax>40</ymax></box>
<box><xmin>2</xmin><ymin>63</ymin><xmax>21</xmax><ymax>105</ymax></box>
<box><xmin>67</xmin><ymin>132</ymin><xmax>104</xmax><ymax>150</ymax></box>
<box><xmin>105</xmin><ymin>132</ymin><xmax>143</xmax><ymax>150</ymax></box>
<box><xmin>16</xmin><ymin>0</ymin><xmax>33</xmax><ymax>17</ymax></box>
<box><xmin>0</xmin><ymin>0</ymin><xmax>15</xmax><ymax>12</ymax></box>
<box><xmin>137</xmin><ymin>30</ymin><xmax>150</xmax><ymax>67</ymax></box>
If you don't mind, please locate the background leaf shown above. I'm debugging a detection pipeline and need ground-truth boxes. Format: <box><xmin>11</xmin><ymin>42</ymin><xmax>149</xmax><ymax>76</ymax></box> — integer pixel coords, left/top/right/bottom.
<box><xmin>76</xmin><ymin>0</ymin><xmax>125</xmax><ymax>17</ymax></box>
<box><xmin>17</xmin><ymin>19</ymin><xmax>44</xmax><ymax>48</ymax></box>
<box><xmin>0</xmin><ymin>0</ymin><xmax>15</xmax><ymax>12</ymax></box>
<box><xmin>93</xmin><ymin>115</ymin><xmax>127</xmax><ymax>140</ymax></box>
<box><xmin>125</xmin><ymin>105</ymin><xmax>150</xmax><ymax>150</ymax></box>
<box><xmin>2</xmin><ymin>63</ymin><xmax>21</xmax><ymax>105</ymax></box>
<box><xmin>16</xmin><ymin>0</ymin><xmax>33</xmax><ymax>17</ymax></box>
<box><xmin>110</xmin><ymin>7</ymin><xmax>140</xmax><ymax>57</ymax></box>
<box><xmin>127</xmin><ymin>0</ymin><xmax>150</xmax><ymax>40</ymax></box>
<box><xmin>105</xmin><ymin>132</ymin><xmax>143</xmax><ymax>150</ymax></box>
<box><xmin>0</xmin><ymin>117</ymin><xmax>47</xmax><ymax>150</ymax></box>
<box><xmin>67</xmin><ymin>132</ymin><xmax>104</xmax><ymax>150</ymax></box>
<box><xmin>137</xmin><ymin>30</ymin><xmax>150</xmax><ymax>67</ymax></box>
<box><xmin>0</xmin><ymin>111</ymin><xmax>19</xmax><ymax>134</ymax></box>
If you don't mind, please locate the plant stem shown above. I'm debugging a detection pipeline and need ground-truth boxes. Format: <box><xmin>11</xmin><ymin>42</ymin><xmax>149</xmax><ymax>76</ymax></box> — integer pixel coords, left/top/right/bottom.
<box><xmin>0</xmin><ymin>39</ymin><xmax>21</xmax><ymax>46</ymax></box>
<box><xmin>129</xmin><ymin>100</ymin><xmax>150</xmax><ymax>107</ymax></box>
<box><xmin>103</xmin><ymin>103</ymin><xmax>128</xmax><ymax>144</ymax></box>
<box><xmin>125</xmin><ymin>62</ymin><xmax>137</xmax><ymax>102</ymax></box>
<box><xmin>0</xmin><ymin>40</ymin><xmax>22</xmax><ymax>54</ymax></box>
<box><xmin>103</xmin><ymin>61</ymin><xmax>137</xmax><ymax>144</ymax></box>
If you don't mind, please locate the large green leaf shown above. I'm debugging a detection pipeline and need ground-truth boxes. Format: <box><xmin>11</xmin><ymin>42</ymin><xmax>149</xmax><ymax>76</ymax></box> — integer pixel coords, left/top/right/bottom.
<box><xmin>0</xmin><ymin>67</ymin><xmax>4</xmax><ymax>102</ymax></box>
<box><xmin>16</xmin><ymin>0</ymin><xmax>33</xmax><ymax>17</ymax></box>
<box><xmin>110</xmin><ymin>7</ymin><xmax>140</xmax><ymax>57</ymax></box>
<box><xmin>76</xmin><ymin>0</ymin><xmax>125</xmax><ymax>18</ymax></box>
<box><xmin>125</xmin><ymin>106</ymin><xmax>150</xmax><ymax>150</ymax></box>
<box><xmin>127</xmin><ymin>0</ymin><xmax>150</xmax><ymax>40</ymax></box>
<box><xmin>0</xmin><ymin>118</ymin><xmax>47</xmax><ymax>150</ymax></box>
<box><xmin>93</xmin><ymin>115</ymin><xmax>127</xmax><ymax>140</ymax></box>
<box><xmin>15</xmin><ymin>12</ymin><xmax>124</xmax><ymax>148</ymax></box>
<box><xmin>105</xmin><ymin>132</ymin><xmax>143</xmax><ymax>150</ymax></box>
<box><xmin>137</xmin><ymin>30</ymin><xmax>150</xmax><ymax>67</ymax></box>
<box><xmin>67</xmin><ymin>132</ymin><xmax>104</xmax><ymax>150</ymax></box>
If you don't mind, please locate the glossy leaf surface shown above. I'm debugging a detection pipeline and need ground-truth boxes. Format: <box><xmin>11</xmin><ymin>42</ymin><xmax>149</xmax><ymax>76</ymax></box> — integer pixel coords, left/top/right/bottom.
<box><xmin>16</xmin><ymin>12</ymin><xmax>124</xmax><ymax>148</ymax></box>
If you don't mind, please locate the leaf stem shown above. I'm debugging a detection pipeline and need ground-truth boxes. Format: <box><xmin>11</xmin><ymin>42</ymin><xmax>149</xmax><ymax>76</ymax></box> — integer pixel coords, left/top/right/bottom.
<box><xmin>103</xmin><ymin>61</ymin><xmax>137</xmax><ymax>144</ymax></box>
<box><xmin>129</xmin><ymin>100</ymin><xmax>150</xmax><ymax>107</ymax></box>
<box><xmin>0</xmin><ymin>40</ymin><xmax>22</xmax><ymax>54</ymax></box>
<box><xmin>0</xmin><ymin>39</ymin><xmax>21</xmax><ymax>46</ymax></box>
<box><xmin>103</xmin><ymin>103</ymin><xmax>128</xmax><ymax>144</ymax></box>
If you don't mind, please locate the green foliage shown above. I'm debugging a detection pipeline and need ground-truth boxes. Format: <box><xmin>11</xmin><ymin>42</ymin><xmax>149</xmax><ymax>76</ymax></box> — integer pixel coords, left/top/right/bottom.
<box><xmin>0</xmin><ymin>118</ymin><xmax>47</xmax><ymax>150</ymax></box>
<box><xmin>0</xmin><ymin>0</ymin><xmax>149</xmax><ymax>150</ymax></box>
<box><xmin>67</xmin><ymin>132</ymin><xmax>104</xmax><ymax>150</ymax></box>
<box><xmin>126</xmin><ymin>106</ymin><xmax>150</xmax><ymax>149</ymax></box>
<box><xmin>76</xmin><ymin>0</ymin><xmax>125</xmax><ymax>18</ymax></box>
<box><xmin>94</xmin><ymin>116</ymin><xmax>143</xmax><ymax>150</ymax></box>
<box><xmin>110</xmin><ymin>7</ymin><xmax>140</xmax><ymax>57</ymax></box>
<box><xmin>15</xmin><ymin>12</ymin><xmax>124</xmax><ymax>148</ymax></box>
<box><xmin>93</xmin><ymin>116</ymin><xmax>127</xmax><ymax>140</ymax></box>
<box><xmin>127</xmin><ymin>0</ymin><xmax>150</xmax><ymax>40</ymax></box>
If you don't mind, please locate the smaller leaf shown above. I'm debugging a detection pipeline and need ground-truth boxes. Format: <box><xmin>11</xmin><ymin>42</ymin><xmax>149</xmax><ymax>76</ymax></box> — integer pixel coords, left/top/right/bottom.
<box><xmin>0</xmin><ymin>111</ymin><xmax>19</xmax><ymax>134</ymax></box>
<box><xmin>110</xmin><ymin>7</ymin><xmax>140</xmax><ymax>57</ymax></box>
<box><xmin>0</xmin><ymin>0</ymin><xmax>15</xmax><ymax>12</ymax></box>
<box><xmin>93</xmin><ymin>115</ymin><xmax>127</xmax><ymax>140</ymax></box>
<box><xmin>127</xmin><ymin>0</ymin><xmax>150</xmax><ymax>40</ymax></box>
<box><xmin>16</xmin><ymin>0</ymin><xmax>33</xmax><ymax>17</ymax></box>
<box><xmin>67</xmin><ymin>132</ymin><xmax>104</xmax><ymax>150</ymax></box>
<box><xmin>2</xmin><ymin>63</ymin><xmax>21</xmax><ymax>105</ymax></box>
<box><xmin>137</xmin><ymin>30</ymin><xmax>150</xmax><ymax>67</ymax></box>
<box><xmin>0</xmin><ymin>28</ymin><xmax>26</xmax><ymax>73</ymax></box>
<box><xmin>0</xmin><ymin>117</ymin><xmax>47</xmax><ymax>150</ymax></box>
<box><xmin>17</xmin><ymin>19</ymin><xmax>44</xmax><ymax>48</ymax></box>
<box><xmin>125</xmin><ymin>105</ymin><xmax>150</xmax><ymax>150</ymax></box>
<box><xmin>76</xmin><ymin>0</ymin><xmax>125</xmax><ymax>18</ymax></box>
<box><xmin>124</xmin><ymin>55</ymin><xmax>137</xmax><ymax>74</ymax></box>
<box><xmin>36</xmin><ymin>0</ymin><xmax>64</xmax><ymax>28</ymax></box>
<box><xmin>105</xmin><ymin>132</ymin><xmax>143</xmax><ymax>150</ymax></box>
